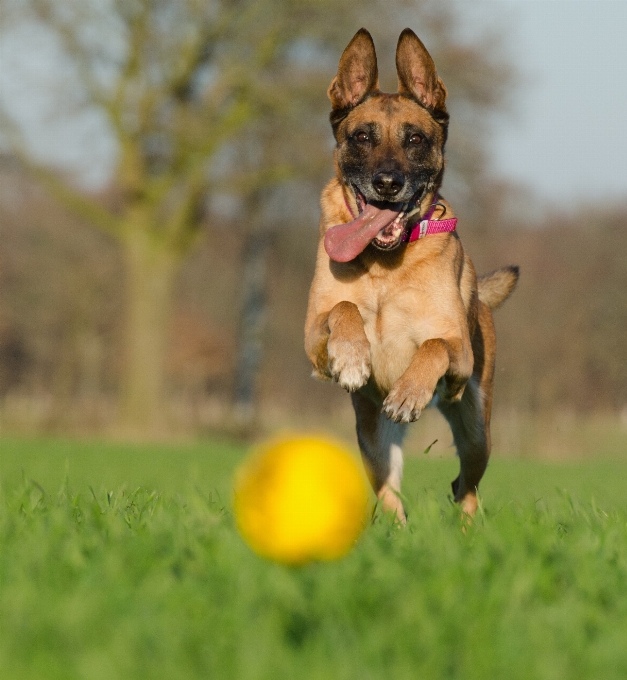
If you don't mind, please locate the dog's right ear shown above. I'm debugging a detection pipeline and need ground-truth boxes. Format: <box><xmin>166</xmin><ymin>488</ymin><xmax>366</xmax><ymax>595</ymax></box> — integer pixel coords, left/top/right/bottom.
<box><xmin>328</xmin><ymin>28</ymin><xmax>379</xmax><ymax>111</ymax></box>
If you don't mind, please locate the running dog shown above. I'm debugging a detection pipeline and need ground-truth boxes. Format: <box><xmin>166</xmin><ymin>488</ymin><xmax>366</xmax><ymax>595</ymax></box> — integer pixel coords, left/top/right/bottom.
<box><xmin>305</xmin><ymin>28</ymin><xmax>518</xmax><ymax>520</ymax></box>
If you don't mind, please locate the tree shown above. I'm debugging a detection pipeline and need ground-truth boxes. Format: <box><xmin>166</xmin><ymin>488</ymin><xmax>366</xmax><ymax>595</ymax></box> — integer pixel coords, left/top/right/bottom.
<box><xmin>0</xmin><ymin>0</ymin><xmax>342</xmax><ymax>433</ymax></box>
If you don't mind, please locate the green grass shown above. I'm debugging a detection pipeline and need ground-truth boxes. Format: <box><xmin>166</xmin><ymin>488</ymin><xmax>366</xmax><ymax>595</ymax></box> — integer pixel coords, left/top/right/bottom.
<box><xmin>1</xmin><ymin>437</ymin><xmax>627</xmax><ymax>680</ymax></box>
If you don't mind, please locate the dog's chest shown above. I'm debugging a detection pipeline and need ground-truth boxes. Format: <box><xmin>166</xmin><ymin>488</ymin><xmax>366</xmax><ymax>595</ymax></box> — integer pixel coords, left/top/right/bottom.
<box><xmin>358</xmin><ymin>283</ymin><xmax>443</xmax><ymax>393</ymax></box>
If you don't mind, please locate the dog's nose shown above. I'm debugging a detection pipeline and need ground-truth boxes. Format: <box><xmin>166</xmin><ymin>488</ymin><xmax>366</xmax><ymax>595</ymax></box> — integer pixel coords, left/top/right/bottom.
<box><xmin>372</xmin><ymin>171</ymin><xmax>405</xmax><ymax>198</ymax></box>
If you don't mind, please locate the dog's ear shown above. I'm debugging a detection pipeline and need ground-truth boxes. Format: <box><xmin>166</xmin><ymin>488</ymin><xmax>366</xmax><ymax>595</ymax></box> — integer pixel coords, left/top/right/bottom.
<box><xmin>396</xmin><ymin>28</ymin><xmax>447</xmax><ymax>114</ymax></box>
<box><xmin>328</xmin><ymin>28</ymin><xmax>379</xmax><ymax>111</ymax></box>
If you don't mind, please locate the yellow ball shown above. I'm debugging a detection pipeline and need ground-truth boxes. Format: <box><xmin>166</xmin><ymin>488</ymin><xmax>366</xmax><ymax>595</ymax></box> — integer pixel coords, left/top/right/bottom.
<box><xmin>234</xmin><ymin>436</ymin><xmax>370</xmax><ymax>565</ymax></box>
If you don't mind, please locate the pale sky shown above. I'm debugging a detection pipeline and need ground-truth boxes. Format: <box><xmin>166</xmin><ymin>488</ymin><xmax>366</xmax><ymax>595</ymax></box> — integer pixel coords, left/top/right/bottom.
<box><xmin>467</xmin><ymin>0</ymin><xmax>627</xmax><ymax>204</ymax></box>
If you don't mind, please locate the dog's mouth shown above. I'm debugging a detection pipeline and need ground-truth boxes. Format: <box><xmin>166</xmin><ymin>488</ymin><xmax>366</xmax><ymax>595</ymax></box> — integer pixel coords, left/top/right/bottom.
<box><xmin>324</xmin><ymin>187</ymin><xmax>423</xmax><ymax>263</ymax></box>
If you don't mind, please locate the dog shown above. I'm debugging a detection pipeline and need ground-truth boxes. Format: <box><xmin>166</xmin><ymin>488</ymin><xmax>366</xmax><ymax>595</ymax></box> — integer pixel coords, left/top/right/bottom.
<box><xmin>304</xmin><ymin>28</ymin><xmax>518</xmax><ymax>521</ymax></box>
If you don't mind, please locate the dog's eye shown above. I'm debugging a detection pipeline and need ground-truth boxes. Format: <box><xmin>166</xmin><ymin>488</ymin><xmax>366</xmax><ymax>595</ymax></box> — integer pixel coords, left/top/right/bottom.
<box><xmin>354</xmin><ymin>131</ymin><xmax>369</xmax><ymax>143</ymax></box>
<box><xmin>409</xmin><ymin>133</ymin><xmax>423</xmax><ymax>145</ymax></box>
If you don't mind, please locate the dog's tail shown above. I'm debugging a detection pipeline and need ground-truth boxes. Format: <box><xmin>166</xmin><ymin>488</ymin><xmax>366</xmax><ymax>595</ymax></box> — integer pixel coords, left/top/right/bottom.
<box><xmin>477</xmin><ymin>266</ymin><xmax>519</xmax><ymax>310</ymax></box>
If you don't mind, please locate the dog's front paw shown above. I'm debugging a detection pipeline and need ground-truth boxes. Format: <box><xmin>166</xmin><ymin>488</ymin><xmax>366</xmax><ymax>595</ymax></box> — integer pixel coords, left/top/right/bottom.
<box><xmin>383</xmin><ymin>379</ymin><xmax>434</xmax><ymax>423</ymax></box>
<box><xmin>327</xmin><ymin>336</ymin><xmax>371</xmax><ymax>392</ymax></box>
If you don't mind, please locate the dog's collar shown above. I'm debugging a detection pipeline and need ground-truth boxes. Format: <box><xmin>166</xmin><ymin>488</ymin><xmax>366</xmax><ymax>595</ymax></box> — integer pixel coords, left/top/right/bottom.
<box><xmin>404</xmin><ymin>199</ymin><xmax>458</xmax><ymax>242</ymax></box>
<box><xmin>343</xmin><ymin>192</ymin><xmax>457</xmax><ymax>243</ymax></box>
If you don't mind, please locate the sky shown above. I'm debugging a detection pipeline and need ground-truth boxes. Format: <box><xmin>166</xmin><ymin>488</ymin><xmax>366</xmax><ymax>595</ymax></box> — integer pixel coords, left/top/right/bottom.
<box><xmin>1</xmin><ymin>0</ymin><xmax>626</xmax><ymax>207</ymax></box>
<box><xmin>467</xmin><ymin>0</ymin><xmax>627</xmax><ymax>205</ymax></box>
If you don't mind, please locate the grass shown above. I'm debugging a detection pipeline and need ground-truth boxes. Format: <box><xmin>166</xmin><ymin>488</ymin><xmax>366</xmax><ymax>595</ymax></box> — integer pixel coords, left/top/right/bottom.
<box><xmin>1</xmin><ymin>437</ymin><xmax>627</xmax><ymax>679</ymax></box>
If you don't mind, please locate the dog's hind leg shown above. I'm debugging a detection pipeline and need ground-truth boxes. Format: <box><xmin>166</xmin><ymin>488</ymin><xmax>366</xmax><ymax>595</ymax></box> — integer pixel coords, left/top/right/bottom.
<box><xmin>437</xmin><ymin>377</ymin><xmax>489</xmax><ymax>516</ymax></box>
<box><xmin>352</xmin><ymin>391</ymin><xmax>408</xmax><ymax>523</ymax></box>
<box><xmin>438</xmin><ymin>302</ymin><xmax>496</xmax><ymax>516</ymax></box>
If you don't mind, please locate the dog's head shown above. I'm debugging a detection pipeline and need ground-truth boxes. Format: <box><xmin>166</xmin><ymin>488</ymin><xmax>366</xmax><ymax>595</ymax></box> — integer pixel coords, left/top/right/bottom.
<box><xmin>326</xmin><ymin>29</ymin><xmax>449</xmax><ymax>258</ymax></box>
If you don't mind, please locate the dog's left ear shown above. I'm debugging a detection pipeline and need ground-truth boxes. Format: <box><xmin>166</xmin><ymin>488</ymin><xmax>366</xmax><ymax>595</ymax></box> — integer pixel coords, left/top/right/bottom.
<box><xmin>396</xmin><ymin>28</ymin><xmax>447</xmax><ymax>114</ymax></box>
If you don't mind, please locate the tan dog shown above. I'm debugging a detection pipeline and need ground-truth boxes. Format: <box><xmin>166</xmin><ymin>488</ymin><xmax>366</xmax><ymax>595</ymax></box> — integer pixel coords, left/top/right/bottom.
<box><xmin>305</xmin><ymin>28</ymin><xmax>518</xmax><ymax>520</ymax></box>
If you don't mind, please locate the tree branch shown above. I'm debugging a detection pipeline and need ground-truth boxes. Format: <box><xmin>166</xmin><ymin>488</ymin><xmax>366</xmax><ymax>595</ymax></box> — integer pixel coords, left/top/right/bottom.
<box><xmin>0</xmin><ymin>109</ymin><xmax>121</xmax><ymax>238</ymax></box>
<box><xmin>35</xmin><ymin>168</ymin><xmax>123</xmax><ymax>238</ymax></box>
<box><xmin>30</xmin><ymin>0</ymin><xmax>111</xmax><ymax>113</ymax></box>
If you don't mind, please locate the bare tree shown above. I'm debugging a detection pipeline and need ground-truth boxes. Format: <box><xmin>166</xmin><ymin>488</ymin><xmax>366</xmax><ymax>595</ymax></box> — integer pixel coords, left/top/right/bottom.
<box><xmin>0</xmin><ymin>0</ymin><xmax>344</xmax><ymax>433</ymax></box>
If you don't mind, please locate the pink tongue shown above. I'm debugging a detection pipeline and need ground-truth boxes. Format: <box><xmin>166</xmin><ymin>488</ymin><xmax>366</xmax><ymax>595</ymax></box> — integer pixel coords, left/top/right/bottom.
<box><xmin>324</xmin><ymin>203</ymin><xmax>401</xmax><ymax>262</ymax></box>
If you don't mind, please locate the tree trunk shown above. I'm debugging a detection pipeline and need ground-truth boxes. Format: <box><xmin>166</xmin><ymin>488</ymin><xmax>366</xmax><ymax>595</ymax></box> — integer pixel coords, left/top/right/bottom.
<box><xmin>118</xmin><ymin>229</ymin><xmax>180</xmax><ymax>436</ymax></box>
<box><xmin>232</xmin><ymin>232</ymin><xmax>272</xmax><ymax>429</ymax></box>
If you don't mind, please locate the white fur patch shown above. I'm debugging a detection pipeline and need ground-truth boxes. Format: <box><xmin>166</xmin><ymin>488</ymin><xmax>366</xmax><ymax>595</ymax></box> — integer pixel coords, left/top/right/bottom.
<box><xmin>327</xmin><ymin>338</ymin><xmax>371</xmax><ymax>392</ymax></box>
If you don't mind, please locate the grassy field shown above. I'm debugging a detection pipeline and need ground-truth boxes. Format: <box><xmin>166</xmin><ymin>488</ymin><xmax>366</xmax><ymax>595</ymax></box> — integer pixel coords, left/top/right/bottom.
<box><xmin>1</xmin><ymin>437</ymin><xmax>627</xmax><ymax>680</ymax></box>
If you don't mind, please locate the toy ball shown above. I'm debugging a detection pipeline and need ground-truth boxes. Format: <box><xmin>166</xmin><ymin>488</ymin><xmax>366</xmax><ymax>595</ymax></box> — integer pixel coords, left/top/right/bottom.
<box><xmin>234</xmin><ymin>436</ymin><xmax>370</xmax><ymax>565</ymax></box>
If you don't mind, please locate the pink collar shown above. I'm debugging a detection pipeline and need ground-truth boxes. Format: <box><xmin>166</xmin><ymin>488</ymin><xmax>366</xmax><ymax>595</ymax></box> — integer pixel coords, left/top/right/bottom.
<box><xmin>403</xmin><ymin>198</ymin><xmax>458</xmax><ymax>242</ymax></box>
<box><xmin>343</xmin><ymin>192</ymin><xmax>457</xmax><ymax>243</ymax></box>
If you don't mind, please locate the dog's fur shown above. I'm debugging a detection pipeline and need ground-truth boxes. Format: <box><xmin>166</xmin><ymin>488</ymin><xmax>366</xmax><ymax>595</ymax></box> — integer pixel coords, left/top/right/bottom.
<box><xmin>305</xmin><ymin>28</ymin><xmax>518</xmax><ymax>520</ymax></box>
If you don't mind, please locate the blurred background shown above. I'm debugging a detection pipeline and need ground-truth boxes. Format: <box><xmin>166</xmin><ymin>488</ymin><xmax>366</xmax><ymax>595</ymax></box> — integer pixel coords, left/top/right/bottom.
<box><xmin>1</xmin><ymin>0</ymin><xmax>626</xmax><ymax>458</ymax></box>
